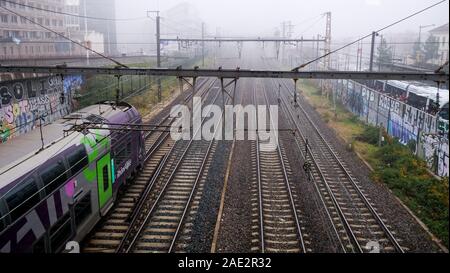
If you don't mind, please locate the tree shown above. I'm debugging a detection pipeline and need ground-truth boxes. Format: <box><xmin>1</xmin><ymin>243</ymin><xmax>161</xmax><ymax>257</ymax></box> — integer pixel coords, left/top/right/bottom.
<box><xmin>412</xmin><ymin>38</ymin><xmax>424</xmax><ymax>64</ymax></box>
<box><xmin>423</xmin><ymin>35</ymin><xmax>440</xmax><ymax>63</ymax></box>
<box><xmin>377</xmin><ymin>37</ymin><xmax>393</xmax><ymax>67</ymax></box>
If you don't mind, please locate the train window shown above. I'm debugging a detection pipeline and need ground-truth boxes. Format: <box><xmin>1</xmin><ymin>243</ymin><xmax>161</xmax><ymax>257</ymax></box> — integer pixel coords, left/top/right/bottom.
<box><xmin>67</xmin><ymin>146</ymin><xmax>89</xmax><ymax>176</ymax></box>
<box><xmin>0</xmin><ymin>209</ymin><xmax>5</xmax><ymax>234</ymax></box>
<box><xmin>5</xmin><ymin>177</ymin><xmax>41</xmax><ymax>223</ymax></box>
<box><xmin>439</xmin><ymin>103</ymin><xmax>449</xmax><ymax>120</ymax></box>
<box><xmin>74</xmin><ymin>193</ymin><xmax>91</xmax><ymax>227</ymax></box>
<box><xmin>114</xmin><ymin>147</ymin><xmax>127</xmax><ymax>166</ymax></box>
<box><xmin>127</xmin><ymin>140</ymin><xmax>132</xmax><ymax>153</ymax></box>
<box><xmin>102</xmin><ymin>166</ymin><xmax>109</xmax><ymax>192</ymax></box>
<box><xmin>114</xmin><ymin>141</ymin><xmax>131</xmax><ymax>167</ymax></box>
<box><xmin>33</xmin><ymin>235</ymin><xmax>47</xmax><ymax>253</ymax></box>
<box><xmin>40</xmin><ymin>160</ymin><xmax>67</xmax><ymax>195</ymax></box>
<box><xmin>50</xmin><ymin>213</ymin><xmax>72</xmax><ymax>252</ymax></box>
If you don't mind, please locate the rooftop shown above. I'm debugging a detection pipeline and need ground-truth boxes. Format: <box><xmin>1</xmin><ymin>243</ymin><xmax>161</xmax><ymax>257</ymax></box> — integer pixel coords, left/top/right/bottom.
<box><xmin>429</xmin><ymin>23</ymin><xmax>449</xmax><ymax>34</ymax></box>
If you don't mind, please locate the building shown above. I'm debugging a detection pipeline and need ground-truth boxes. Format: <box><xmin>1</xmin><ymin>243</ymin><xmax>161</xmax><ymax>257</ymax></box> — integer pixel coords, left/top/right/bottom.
<box><xmin>64</xmin><ymin>0</ymin><xmax>81</xmax><ymax>33</ymax></box>
<box><xmin>0</xmin><ymin>0</ymin><xmax>71</xmax><ymax>60</ymax></box>
<box><xmin>162</xmin><ymin>2</ymin><xmax>202</xmax><ymax>38</ymax></box>
<box><xmin>429</xmin><ymin>23</ymin><xmax>449</xmax><ymax>65</ymax></box>
<box><xmin>161</xmin><ymin>3</ymin><xmax>203</xmax><ymax>57</ymax></box>
<box><xmin>85</xmin><ymin>31</ymin><xmax>104</xmax><ymax>54</ymax></box>
<box><xmin>79</xmin><ymin>0</ymin><xmax>117</xmax><ymax>55</ymax></box>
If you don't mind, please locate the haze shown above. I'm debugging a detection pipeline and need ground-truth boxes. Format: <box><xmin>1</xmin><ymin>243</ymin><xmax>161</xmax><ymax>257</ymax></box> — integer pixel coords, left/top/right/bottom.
<box><xmin>116</xmin><ymin>0</ymin><xmax>449</xmax><ymax>39</ymax></box>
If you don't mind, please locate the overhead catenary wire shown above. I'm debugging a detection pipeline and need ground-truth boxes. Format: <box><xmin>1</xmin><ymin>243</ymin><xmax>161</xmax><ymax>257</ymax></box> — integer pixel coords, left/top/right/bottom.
<box><xmin>0</xmin><ymin>0</ymin><xmax>148</xmax><ymax>21</ymax></box>
<box><xmin>0</xmin><ymin>5</ymin><xmax>129</xmax><ymax>68</ymax></box>
<box><xmin>291</xmin><ymin>0</ymin><xmax>448</xmax><ymax>71</ymax></box>
<box><xmin>295</xmin><ymin>14</ymin><xmax>326</xmax><ymax>38</ymax></box>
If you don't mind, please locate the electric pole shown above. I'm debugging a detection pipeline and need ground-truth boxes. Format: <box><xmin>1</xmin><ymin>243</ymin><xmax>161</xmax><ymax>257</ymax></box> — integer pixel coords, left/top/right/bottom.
<box><xmin>83</xmin><ymin>0</ymin><xmax>89</xmax><ymax>65</ymax></box>
<box><xmin>369</xmin><ymin>31</ymin><xmax>378</xmax><ymax>72</ymax></box>
<box><xmin>202</xmin><ymin>22</ymin><xmax>205</xmax><ymax>67</ymax></box>
<box><xmin>148</xmin><ymin>10</ymin><xmax>162</xmax><ymax>102</ymax></box>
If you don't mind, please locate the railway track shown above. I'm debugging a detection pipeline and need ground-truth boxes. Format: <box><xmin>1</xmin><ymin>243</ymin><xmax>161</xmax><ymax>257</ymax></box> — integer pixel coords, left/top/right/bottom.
<box><xmin>250</xmin><ymin>80</ymin><xmax>307</xmax><ymax>253</ymax></box>
<box><xmin>273</xmin><ymin>78</ymin><xmax>405</xmax><ymax>253</ymax></box>
<box><xmin>82</xmin><ymin>78</ymin><xmax>215</xmax><ymax>253</ymax></box>
<box><xmin>114</xmin><ymin>79</ymin><xmax>227</xmax><ymax>253</ymax></box>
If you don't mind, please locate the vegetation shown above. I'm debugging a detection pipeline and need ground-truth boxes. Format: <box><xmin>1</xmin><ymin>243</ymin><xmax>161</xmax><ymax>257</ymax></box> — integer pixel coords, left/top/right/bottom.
<box><xmin>75</xmin><ymin>56</ymin><xmax>206</xmax><ymax>114</ymax></box>
<box><xmin>412</xmin><ymin>35</ymin><xmax>441</xmax><ymax>66</ymax></box>
<box><xmin>423</xmin><ymin>35</ymin><xmax>440</xmax><ymax>63</ymax></box>
<box><xmin>300</xmin><ymin>79</ymin><xmax>449</xmax><ymax>248</ymax></box>
<box><xmin>356</xmin><ymin>125</ymin><xmax>379</xmax><ymax>146</ymax></box>
<box><xmin>377</xmin><ymin>36</ymin><xmax>393</xmax><ymax>66</ymax></box>
<box><xmin>371</xmin><ymin>140</ymin><xmax>449</xmax><ymax>248</ymax></box>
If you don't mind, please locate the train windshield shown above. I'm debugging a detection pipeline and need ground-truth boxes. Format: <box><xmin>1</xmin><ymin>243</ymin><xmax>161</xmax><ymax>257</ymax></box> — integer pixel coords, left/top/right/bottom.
<box><xmin>439</xmin><ymin>103</ymin><xmax>449</xmax><ymax>121</ymax></box>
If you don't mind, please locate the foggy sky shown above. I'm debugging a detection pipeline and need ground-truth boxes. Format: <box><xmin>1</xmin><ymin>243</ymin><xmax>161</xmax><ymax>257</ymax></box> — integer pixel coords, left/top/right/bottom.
<box><xmin>115</xmin><ymin>0</ymin><xmax>449</xmax><ymax>39</ymax></box>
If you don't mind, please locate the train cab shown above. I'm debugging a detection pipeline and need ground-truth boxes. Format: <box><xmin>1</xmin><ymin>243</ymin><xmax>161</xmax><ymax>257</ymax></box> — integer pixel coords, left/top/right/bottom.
<box><xmin>0</xmin><ymin>102</ymin><xmax>144</xmax><ymax>253</ymax></box>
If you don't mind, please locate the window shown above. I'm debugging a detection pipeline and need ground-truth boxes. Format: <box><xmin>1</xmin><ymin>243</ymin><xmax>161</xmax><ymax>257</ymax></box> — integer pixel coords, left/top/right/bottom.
<box><xmin>102</xmin><ymin>166</ymin><xmax>109</xmax><ymax>192</ymax></box>
<box><xmin>67</xmin><ymin>146</ymin><xmax>89</xmax><ymax>176</ymax></box>
<box><xmin>33</xmin><ymin>236</ymin><xmax>47</xmax><ymax>253</ymax></box>
<box><xmin>0</xmin><ymin>208</ymin><xmax>5</xmax><ymax>234</ymax></box>
<box><xmin>0</xmin><ymin>15</ymin><xmax>7</xmax><ymax>23</ymax></box>
<box><xmin>49</xmin><ymin>213</ymin><xmax>72</xmax><ymax>252</ymax></box>
<box><xmin>74</xmin><ymin>194</ymin><xmax>91</xmax><ymax>227</ymax></box>
<box><xmin>11</xmin><ymin>15</ymin><xmax>17</xmax><ymax>24</ymax></box>
<box><xmin>5</xmin><ymin>177</ymin><xmax>41</xmax><ymax>223</ymax></box>
<box><xmin>40</xmin><ymin>160</ymin><xmax>67</xmax><ymax>195</ymax></box>
<box><xmin>114</xmin><ymin>142</ymin><xmax>131</xmax><ymax>167</ymax></box>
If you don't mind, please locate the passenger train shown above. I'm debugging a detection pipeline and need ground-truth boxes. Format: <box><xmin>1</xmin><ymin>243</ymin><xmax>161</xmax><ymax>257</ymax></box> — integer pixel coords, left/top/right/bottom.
<box><xmin>367</xmin><ymin>80</ymin><xmax>449</xmax><ymax>120</ymax></box>
<box><xmin>0</xmin><ymin>101</ymin><xmax>145</xmax><ymax>253</ymax></box>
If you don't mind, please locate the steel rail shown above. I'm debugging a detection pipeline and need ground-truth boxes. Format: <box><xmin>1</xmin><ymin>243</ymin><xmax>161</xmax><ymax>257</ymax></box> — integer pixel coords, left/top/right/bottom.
<box><xmin>115</xmin><ymin>77</ymin><xmax>216</xmax><ymax>252</ymax></box>
<box><xmin>279</xmin><ymin>78</ymin><xmax>404</xmax><ymax>253</ymax></box>
<box><xmin>258</xmin><ymin>80</ymin><xmax>306</xmax><ymax>253</ymax></box>
<box><xmin>119</xmin><ymin>82</ymin><xmax>223</xmax><ymax>253</ymax></box>
<box><xmin>273</xmin><ymin>78</ymin><xmax>358</xmax><ymax>253</ymax></box>
<box><xmin>168</xmin><ymin>84</ymin><xmax>232</xmax><ymax>252</ymax></box>
<box><xmin>253</xmin><ymin>86</ymin><xmax>265</xmax><ymax>253</ymax></box>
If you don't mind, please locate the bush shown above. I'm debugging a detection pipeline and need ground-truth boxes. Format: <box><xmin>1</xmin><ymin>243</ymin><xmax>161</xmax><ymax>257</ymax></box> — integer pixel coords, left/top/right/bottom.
<box><xmin>356</xmin><ymin>126</ymin><xmax>379</xmax><ymax>145</ymax></box>
<box><xmin>322</xmin><ymin>112</ymin><xmax>331</xmax><ymax>123</ymax></box>
<box><xmin>371</xmin><ymin>141</ymin><xmax>449</xmax><ymax>247</ymax></box>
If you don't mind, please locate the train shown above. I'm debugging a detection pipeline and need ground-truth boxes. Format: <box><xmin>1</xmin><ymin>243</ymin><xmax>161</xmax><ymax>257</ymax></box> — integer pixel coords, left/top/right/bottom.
<box><xmin>0</xmin><ymin>101</ymin><xmax>145</xmax><ymax>253</ymax></box>
<box><xmin>365</xmin><ymin>80</ymin><xmax>449</xmax><ymax>120</ymax></box>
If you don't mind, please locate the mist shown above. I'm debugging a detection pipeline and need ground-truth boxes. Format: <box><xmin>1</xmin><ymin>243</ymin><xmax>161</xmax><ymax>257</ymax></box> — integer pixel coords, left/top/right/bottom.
<box><xmin>115</xmin><ymin>0</ymin><xmax>449</xmax><ymax>39</ymax></box>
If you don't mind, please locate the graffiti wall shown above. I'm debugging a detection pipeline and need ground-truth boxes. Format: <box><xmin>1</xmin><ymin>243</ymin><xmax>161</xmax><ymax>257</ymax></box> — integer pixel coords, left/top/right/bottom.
<box><xmin>330</xmin><ymin>79</ymin><xmax>449</xmax><ymax>177</ymax></box>
<box><xmin>0</xmin><ymin>75</ymin><xmax>84</xmax><ymax>143</ymax></box>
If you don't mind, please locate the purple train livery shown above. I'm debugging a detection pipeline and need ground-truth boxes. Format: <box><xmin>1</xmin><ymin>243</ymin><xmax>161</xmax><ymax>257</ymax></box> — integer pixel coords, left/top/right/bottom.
<box><xmin>0</xmin><ymin>101</ymin><xmax>145</xmax><ymax>253</ymax></box>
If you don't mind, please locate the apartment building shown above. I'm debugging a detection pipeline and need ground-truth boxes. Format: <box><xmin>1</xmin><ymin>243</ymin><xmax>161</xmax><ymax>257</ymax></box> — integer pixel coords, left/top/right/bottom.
<box><xmin>429</xmin><ymin>23</ymin><xmax>449</xmax><ymax>65</ymax></box>
<box><xmin>0</xmin><ymin>0</ymin><xmax>89</xmax><ymax>59</ymax></box>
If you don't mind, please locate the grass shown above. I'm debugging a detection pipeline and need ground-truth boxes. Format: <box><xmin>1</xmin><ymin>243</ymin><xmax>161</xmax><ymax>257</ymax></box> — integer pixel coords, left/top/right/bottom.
<box><xmin>299</xmin><ymin>79</ymin><xmax>449</xmax><ymax>248</ymax></box>
<box><xmin>300</xmin><ymin>79</ymin><xmax>369</xmax><ymax>153</ymax></box>
<box><xmin>371</xmin><ymin>141</ymin><xmax>449</xmax><ymax>248</ymax></box>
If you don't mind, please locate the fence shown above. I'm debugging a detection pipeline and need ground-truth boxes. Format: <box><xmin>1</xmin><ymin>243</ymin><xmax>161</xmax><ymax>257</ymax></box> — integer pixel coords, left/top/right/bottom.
<box><xmin>323</xmin><ymin>79</ymin><xmax>449</xmax><ymax>177</ymax></box>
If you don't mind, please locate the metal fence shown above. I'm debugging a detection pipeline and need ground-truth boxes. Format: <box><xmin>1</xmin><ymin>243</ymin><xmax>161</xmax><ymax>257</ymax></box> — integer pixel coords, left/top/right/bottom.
<box><xmin>324</xmin><ymin>79</ymin><xmax>449</xmax><ymax>177</ymax></box>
